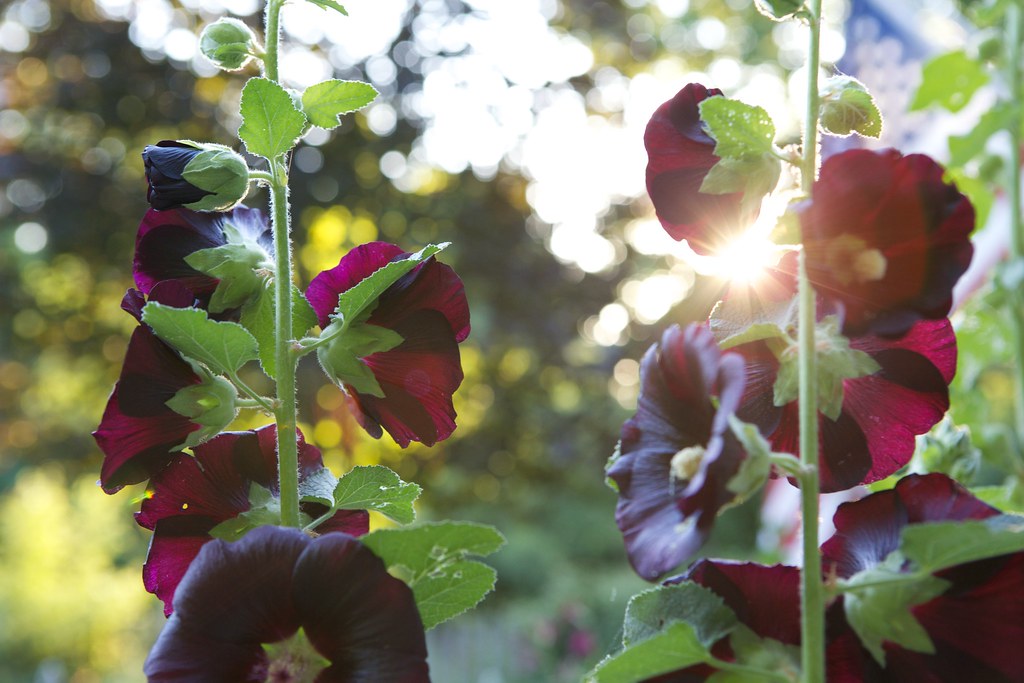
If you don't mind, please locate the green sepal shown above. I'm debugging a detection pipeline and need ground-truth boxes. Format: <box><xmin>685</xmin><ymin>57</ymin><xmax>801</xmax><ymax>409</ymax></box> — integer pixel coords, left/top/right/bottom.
<box><xmin>839</xmin><ymin>553</ymin><xmax>948</xmax><ymax>665</ymax></box>
<box><xmin>208</xmin><ymin>483</ymin><xmax>307</xmax><ymax>541</ymax></box>
<box><xmin>913</xmin><ymin>417</ymin><xmax>980</xmax><ymax>482</ymax></box>
<box><xmin>752</xmin><ymin>0</ymin><xmax>804</xmax><ymax>21</ymax></box>
<box><xmin>303</xmin><ymin>0</ymin><xmax>348</xmax><ymax>15</ymax></box>
<box><xmin>238</xmin><ymin>77</ymin><xmax>309</xmax><ymax>160</ymax></box>
<box><xmin>185</xmin><ymin>223</ymin><xmax>270</xmax><ymax>313</ymax></box>
<box><xmin>819</xmin><ymin>76</ymin><xmax>882</xmax><ymax>138</ymax></box>
<box><xmin>302</xmin><ymin>79</ymin><xmax>378</xmax><ymax>129</ymax></box>
<box><xmin>698</xmin><ymin>97</ymin><xmax>776</xmax><ymax>161</ymax></box>
<box><xmin>180</xmin><ymin>145</ymin><xmax>251</xmax><ymax>211</ymax></box>
<box><xmin>700</xmin><ymin>155</ymin><xmax>782</xmax><ymax>199</ymax></box>
<box><xmin>725</xmin><ymin>416</ymin><xmax>778</xmax><ymax>499</ymax></box>
<box><xmin>334</xmin><ymin>243</ymin><xmax>447</xmax><ymax>327</ymax></box>
<box><xmin>165</xmin><ymin>375</ymin><xmax>238</xmax><ymax>449</ymax></box>
<box><xmin>709</xmin><ymin>294</ymin><xmax>797</xmax><ymax>351</ymax></box>
<box><xmin>900</xmin><ymin>514</ymin><xmax>1024</xmax><ymax>572</ymax></box>
<box><xmin>141</xmin><ymin>302</ymin><xmax>259</xmax><ymax>375</ymax></box>
<box><xmin>315</xmin><ymin>320</ymin><xmax>406</xmax><ymax>398</ymax></box>
<box><xmin>199</xmin><ymin>18</ymin><xmax>260</xmax><ymax>71</ymax></box>
<box><xmin>329</xmin><ymin>465</ymin><xmax>422</xmax><ymax>524</ymax></box>
<box><xmin>911</xmin><ymin>51</ymin><xmax>989</xmax><ymax>113</ymax></box>
<box><xmin>361</xmin><ymin>522</ymin><xmax>505</xmax><ymax>629</ymax></box>
<box><xmin>773</xmin><ymin>316</ymin><xmax>880</xmax><ymax>420</ymax></box>
<box><xmin>719</xmin><ymin>624</ymin><xmax>801</xmax><ymax>681</ymax></box>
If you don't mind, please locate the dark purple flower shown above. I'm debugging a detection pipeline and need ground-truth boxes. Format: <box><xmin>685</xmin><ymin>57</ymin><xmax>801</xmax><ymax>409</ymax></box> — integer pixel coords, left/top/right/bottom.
<box><xmin>732</xmin><ymin>317</ymin><xmax>956</xmax><ymax>492</ymax></box>
<box><xmin>306</xmin><ymin>242</ymin><xmax>470</xmax><ymax>448</ymax></box>
<box><xmin>143</xmin><ymin>140</ymin><xmax>249</xmax><ymax>212</ymax></box>
<box><xmin>144</xmin><ymin>525</ymin><xmax>429</xmax><ymax>682</ymax></box>
<box><xmin>645</xmin><ymin>83</ymin><xmax>758</xmax><ymax>255</ymax></box>
<box><xmin>801</xmin><ymin>149</ymin><xmax>974</xmax><ymax>337</ymax></box>
<box><xmin>606</xmin><ymin>324</ymin><xmax>748</xmax><ymax>580</ymax></box>
<box><xmin>135</xmin><ymin>424</ymin><xmax>369</xmax><ymax>616</ymax></box>
<box><xmin>821</xmin><ymin>473</ymin><xmax>1024</xmax><ymax>682</ymax></box>
<box><xmin>93</xmin><ymin>284</ymin><xmax>211</xmax><ymax>494</ymax></box>
<box><xmin>133</xmin><ymin>205</ymin><xmax>271</xmax><ymax>308</ymax></box>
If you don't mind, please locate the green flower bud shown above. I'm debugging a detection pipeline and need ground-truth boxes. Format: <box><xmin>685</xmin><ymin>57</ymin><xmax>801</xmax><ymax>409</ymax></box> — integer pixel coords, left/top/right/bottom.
<box><xmin>200</xmin><ymin>18</ymin><xmax>260</xmax><ymax>71</ymax></box>
<box><xmin>180</xmin><ymin>142</ymin><xmax>251</xmax><ymax>212</ymax></box>
<box><xmin>165</xmin><ymin>375</ymin><xmax>238</xmax><ymax>449</ymax></box>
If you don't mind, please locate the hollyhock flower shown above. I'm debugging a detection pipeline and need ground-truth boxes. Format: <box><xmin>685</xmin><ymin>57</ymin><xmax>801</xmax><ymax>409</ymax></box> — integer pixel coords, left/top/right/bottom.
<box><xmin>606</xmin><ymin>324</ymin><xmax>748</xmax><ymax>581</ymax></box>
<box><xmin>143</xmin><ymin>140</ymin><xmax>250</xmax><ymax>212</ymax></box>
<box><xmin>821</xmin><ymin>473</ymin><xmax>1024</xmax><ymax>682</ymax></box>
<box><xmin>800</xmin><ymin>149</ymin><xmax>974</xmax><ymax>337</ymax></box>
<box><xmin>144</xmin><ymin>525</ymin><xmax>429</xmax><ymax>682</ymax></box>
<box><xmin>306</xmin><ymin>242</ymin><xmax>470</xmax><ymax>447</ymax></box>
<box><xmin>94</xmin><ymin>284</ymin><xmax>230</xmax><ymax>494</ymax></box>
<box><xmin>133</xmin><ymin>205</ymin><xmax>272</xmax><ymax>310</ymax></box>
<box><xmin>135</xmin><ymin>424</ymin><xmax>369</xmax><ymax>616</ymax></box>
<box><xmin>645</xmin><ymin>83</ymin><xmax>757</xmax><ymax>254</ymax></box>
<box><xmin>732</xmin><ymin>316</ymin><xmax>956</xmax><ymax>492</ymax></box>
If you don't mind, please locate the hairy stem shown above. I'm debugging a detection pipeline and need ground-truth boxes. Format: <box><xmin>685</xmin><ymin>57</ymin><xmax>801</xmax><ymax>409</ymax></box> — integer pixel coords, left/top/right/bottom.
<box><xmin>1006</xmin><ymin>2</ymin><xmax>1024</xmax><ymax>456</ymax></box>
<box><xmin>798</xmin><ymin>1</ymin><xmax>825</xmax><ymax>682</ymax></box>
<box><xmin>263</xmin><ymin>0</ymin><xmax>283</xmax><ymax>82</ymax></box>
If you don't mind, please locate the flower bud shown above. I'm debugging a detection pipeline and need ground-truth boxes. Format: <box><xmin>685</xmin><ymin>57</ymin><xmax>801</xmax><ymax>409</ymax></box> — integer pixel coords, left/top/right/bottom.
<box><xmin>199</xmin><ymin>18</ymin><xmax>260</xmax><ymax>71</ymax></box>
<box><xmin>143</xmin><ymin>140</ymin><xmax>250</xmax><ymax>212</ymax></box>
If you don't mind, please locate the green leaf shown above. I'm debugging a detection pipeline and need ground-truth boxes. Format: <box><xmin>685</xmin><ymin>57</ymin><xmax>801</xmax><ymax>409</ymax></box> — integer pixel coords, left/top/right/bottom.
<box><xmin>335</xmin><ymin>243</ymin><xmax>447</xmax><ymax>325</ymax></box>
<box><xmin>298</xmin><ymin>467</ymin><xmax>339</xmax><ymax>508</ymax></box>
<box><xmin>840</xmin><ymin>554</ymin><xmax>948</xmax><ymax>665</ymax></box>
<box><xmin>900</xmin><ymin>515</ymin><xmax>1024</xmax><ymax>572</ymax></box>
<box><xmin>971</xmin><ymin>478</ymin><xmax>1024</xmax><ymax>513</ymax></box>
<box><xmin>141</xmin><ymin>302</ymin><xmax>258</xmax><ymax>375</ymax></box>
<box><xmin>723</xmin><ymin>624</ymin><xmax>801</xmax><ymax>681</ymax></box>
<box><xmin>819</xmin><ymin>76</ymin><xmax>882</xmax><ymax>138</ymax></box>
<box><xmin>700</xmin><ymin>155</ymin><xmax>781</xmax><ymax>199</ymax></box>
<box><xmin>622</xmin><ymin>583</ymin><xmax>736</xmax><ymax>648</ymax></box>
<box><xmin>332</xmin><ymin>465</ymin><xmax>422</xmax><ymax>524</ymax></box>
<box><xmin>698</xmin><ymin>97</ymin><xmax>776</xmax><ymax>160</ymax></box>
<box><xmin>316</xmin><ymin>344</ymin><xmax>385</xmax><ymax>397</ymax></box>
<box><xmin>302</xmin><ymin>80</ymin><xmax>379</xmax><ymax>129</ymax></box>
<box><xmin>588</xmin><ymin>622</ymin><xmax>712</xmax><ymax>683</ymax></box>
<box><xmin>240</xmin><ymin>281</ymin><xmax>318</xmax><ymax>379</ymax></box>
<box><xmin>752</xmin><ymin>0</ymin><xmax>804</xmax><ymax>20</ymax></box>
<box><xmin>945</xmin><ymin>167</ymin><xmax>994</xmax><ymax>229</ymax></box>
<box><xmin>209</xmin><ymin>483</ymin><xmax>287</xmax><ymax>541</ymax></box>
<box><xmin>709</xmin><ymin>295</ymin><xmax>796</xmax><ymax>351</ymax></box>
<box><xmin>185</xmin><ymin>244</ymin><xmax>267</xmax><ymax>315</ymax></box>
<box><xmin>911</xmin><ymin>51</ymin><xmax>989</xmax><ymax>113</ymax></box>
<box><xmin>238</xmin><ymin>77</ymin><xmax>309</xmax><ymax>159</ymax></box>
<box><xmin>948</xmin><ymin>103</ymin><xmax>1014</xmax><ymax>167</ymax></box>
<box><xmin>303</xmin><ymin>0</ymin><xmax>348</xmax><ymax>15</ymax></box>
<box><xmin>725</xmin><ymin>416</ymin><xmax>779</xmax><ymax>496</ymax></box>
<box><xmin>362</xmin><ymin>522</ymin><xmax>505</xmax><ymax>629</ymax></box>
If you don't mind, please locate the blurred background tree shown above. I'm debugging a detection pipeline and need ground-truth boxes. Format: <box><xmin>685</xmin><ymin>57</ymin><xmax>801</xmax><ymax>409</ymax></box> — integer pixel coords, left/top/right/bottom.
<box><xmin>0</xmin><ymin>0</ymin><xmax>1000</xmax><ymax>680</ymax></box>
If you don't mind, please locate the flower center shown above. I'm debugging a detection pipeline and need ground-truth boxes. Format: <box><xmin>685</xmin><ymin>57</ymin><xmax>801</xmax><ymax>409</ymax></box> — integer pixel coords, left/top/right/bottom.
<box><xmin>825</xmin><ymin>234</ymin><xmax>887</xmax><ymax>286</ymax></box>
<box><xmin>671</xmin><ymin>445</ymin><xmax>706</xmax><ymax>484</ymax></box>
<box><xmin>260</xmin><ymin>629</ymin><xmax>329</xmax><ymax>683</ymax></box>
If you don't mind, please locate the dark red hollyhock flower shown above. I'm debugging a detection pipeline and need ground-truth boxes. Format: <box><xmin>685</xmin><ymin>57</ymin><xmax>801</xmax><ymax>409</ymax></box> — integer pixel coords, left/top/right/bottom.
<box><xmin>645</xmin><ymin>83</ymin><xmax>756</xmax><ymax>255</ymax></box>
<box><xmin>144</xmin><ymin>525</ymin><xmax>429</xmax><ymax>682</ymax></box>
<box><xmin>144</xmin><ymin>141</ymin><xmax>215</xmax><ymax>210</ymax></box>
<box><xmin>733</xmin><ymin>317</ymin><xmax>956</xmax><ymax>492</ymax></box>
<box><xmin>133</xmin><ymin>205</ymin><xmax>271</xmax><ymax>305</ymax></box>
<box><xmin>135</xmin><ymin>424</ymin><xmax>369</xmax><ymax>616</ymax></box>
<box><xmin>306</xmin><ymin>242</ymin><xmax>470</xmax><ymax>447</ymax></box>
<box><xmin>93</xmin><ymin>284</ymin><xmax>207</xmax><ymax>494</ymax></box>
<box><xmin>821</xmin><ymin>473</ymin><xmax>1024</xmax><ymax>683</ymax></box>
<box><xmin>606</xmin><ymin>324</ymin><xmax>747</xmax><ymax>581</ymax></box>
<box><xmin>801</xmin><ymin>149</ymin><xmax>974</xmax><ymax>337</ymax></box>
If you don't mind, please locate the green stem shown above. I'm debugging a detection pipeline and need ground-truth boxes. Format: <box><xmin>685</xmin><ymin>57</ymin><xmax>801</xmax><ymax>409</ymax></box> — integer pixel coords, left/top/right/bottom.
<box><xmin>798</xmin><ymin>2</ymin><xmax>825</xmax><ymax>682</ymax></box>
<box><xmin>1006</xmin><ymin>2</ymin><xmax>1024</xmax><ymax>451</ymax></box>
<box><xmin>249</xmin><ymin>169</ymin><xmax>275</xmax><ymax>184</ymax></box>
<box><xmin>263</xmin><ymin>0</ymin><xmax>283</xmax><ymax>82</ymax></box>
<box><xmin>228</xmin><ymin>371</ymin><xmax>277</xmax><ymax>413</ymax></box>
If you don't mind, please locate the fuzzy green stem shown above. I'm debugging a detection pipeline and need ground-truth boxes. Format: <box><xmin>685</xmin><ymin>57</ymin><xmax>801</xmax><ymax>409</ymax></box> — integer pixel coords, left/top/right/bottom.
<box><xmin>263</xmin><ymin>0</ymin><xmax>283</xmax><ymax>82</ymax></box>
<box><xmin>1006</xmin><ymin>2</ymin><xmax>1024</xmax><ymax>453</ymax></box>
<box><xmin>798</xmin><ymin>2</ymin><xmax>826</xmax><ymax>682</ymax></box>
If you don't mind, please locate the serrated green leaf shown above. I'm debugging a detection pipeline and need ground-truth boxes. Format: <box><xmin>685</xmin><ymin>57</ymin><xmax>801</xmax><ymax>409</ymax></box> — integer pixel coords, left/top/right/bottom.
<box><xmin>700</xmin><ymin>155</ymin><xmax>781</xmax><ymax>199</ymax></box>
<box><xmin>622</xmin><ymin>583</ymin><xmax>737</xmax><ymax>648</ymax></box>
<box><xmin>238</xmin><ymin>77</ymin><xmax>309</xmax><ymax>159</ymax></box>
<box><xmin>588</xmin><ymin>622</ymin><xmax>712</xmax><ymax>683</ymax></box>
<box><xmin>303</xmin><ymin>0</ymin><xmax>348</xmax><ymax>15</ymax></box>
<box><xmin>698</xmin><ymin>97</ymin><xmax>776</xmax><ymax>160</ymax></box>
<box><xmin>240</xmin><ymin>282</ymin><xmax>318</xmax><ymax>379</ymax></box>
<box><xmin>302</xmin><ymin>79</ymin><xmax>378</xmax><ymax>129</ymax></box>
<box><xmin>332</xmin><ymin>465</ymin><xmax>421</xmax><ymax>524</ymax></box>
<box><xmin>362</xmin><ymin>521</ymin><xmax>505</xmax><ymax>629</ymax></box>
<box><xmin>911</xmin><ymin>51</ymin><xmax>989</xmax><ymax>113</ymax></box>
<box><xmin>298</xmin><ymin>467</ymin><xmax>339</xmax><ymax>507</ymax></box>
<box><xmin>948</xmin><ymin>103</ymin><xmax>1013</xmax><ymax>167</ymax></box>
<box><xmin>901</xmin><ymin>515</ymin><xmax>1024</xmax><ymax>572</ymax></box>
<box><xmin>142</xmin><ymin>302</ymin><xmax>258</xmax><ymax>375</ymax></box>
<box><xmin>841</xmin><ymin>554</ymin><xmax>948</xmax><ymax>665</ymax></box>
<box><xmin>820</xmin><ymin>77</ymin><xmax>882</xmax><ymax>138</ymax></box>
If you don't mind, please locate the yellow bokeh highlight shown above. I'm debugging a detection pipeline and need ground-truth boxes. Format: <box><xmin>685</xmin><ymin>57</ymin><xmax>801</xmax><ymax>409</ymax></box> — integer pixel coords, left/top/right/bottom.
<box><xmin>498</xmin><ymin>347</ymin><xmax>534</xmax><ymax>384</ymax></box>
<box><xmin>313</xmin><ymin>418</ymin><xmax>342</xmax><ymax>449</ymax></box>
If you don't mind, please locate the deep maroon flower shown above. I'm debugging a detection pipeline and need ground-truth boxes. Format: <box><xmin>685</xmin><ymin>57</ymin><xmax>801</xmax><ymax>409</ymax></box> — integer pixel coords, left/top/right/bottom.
<box><xmin>645</xmin><ymin>83</ymin><xmax>757</xmax><ymax>255</ymax></box>
<box><xmin>606</xmin><ymin>324</ymin><xmax>748</xmax><ymax>580</ymax></box>
<box><xmin>135</xmin><ymin>424</ymin><xmax>369</xmax><ymax>616</ymax></box>
<box><xmin>143</xmin><ymin>140</ymin><xmax>249</xmax><ymax>212</ymax></box>
<box><xmin>94</xmin><ymin>284</ymin><xmax>217</xmax><ymax>494</ymax></box>
<box><xmin>306</xmin><ymin>242</ymin><xmax>470</xmax><ymax>447</ymax></box>
<box><xmin>801</xmin><ymin>149</ymin><xmax>974</xmax><ymax>337</ymax></box>
<box><xmin>821</xmin><ymin>473</ymin><xmax>1024</xmax><ymax>682</ymax></box>
<box><xmin>732</xmin><ymin>317</ymin><xmax>956</xmax><ymax>492</ymax></box>
<box><xmin>144</xmin><ymin>525</ymin><xmax>429</xmax><ymax>682</ymax></box>
<box><xmin>133</xmin><ymin>205</ymin><xmax>271</xmax><ymax>308</ymax></box>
